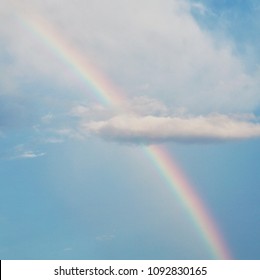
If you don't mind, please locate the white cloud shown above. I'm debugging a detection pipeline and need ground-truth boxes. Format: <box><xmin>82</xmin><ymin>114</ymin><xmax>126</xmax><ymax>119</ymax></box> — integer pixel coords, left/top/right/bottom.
<box><xmin>70</xmin><ymin>104</ymin><xmax>111</xmax><ymax>119</ymax></box>
<box><xmin>84</xmin><ymin>113</ymin><xmax>260</xmax><ymax>144</ymax></box>
<box><xmin>122</xmin><ymin>96</ymin><xmax>168</xmax><ymax>116</ymax></box>
<box><xmin>41</xmin><ymin>113</ymin><xmax>53</xmax><ymax>124</ymax></box>
<box><xmin>1</xmin><ymin>0</ymin><xmax>260</xmax><ymax>150</ymax></box>
<box><xmin>70</xmin><ymin>96</ymin><xmax>168</xmax><ymax>119</ymax></box>
<box><xmin>6</xmin><ymin>145</ymin><xmax>46</xmax><ymax>160</ymax></box>
<box><xmin>1</xmin><ymin>0</ymin><xmax>260</xmax><ymax>115</ymax></box>
<box><xmin>17</xmin><ymin>151</ymin><xmax>45</xmax><ymax>159</ymax></box>
<box><xmin>10</xmin><ymin>150</ymin><xmax>45</xmax><ymax>160</ymax></box>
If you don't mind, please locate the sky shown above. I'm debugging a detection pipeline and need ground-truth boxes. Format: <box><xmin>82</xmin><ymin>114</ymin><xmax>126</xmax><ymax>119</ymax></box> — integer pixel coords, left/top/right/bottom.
<box><xmin>0</xmin><ymin>0</ymin><xmax>259</xmax><ymax>259</ymax></box>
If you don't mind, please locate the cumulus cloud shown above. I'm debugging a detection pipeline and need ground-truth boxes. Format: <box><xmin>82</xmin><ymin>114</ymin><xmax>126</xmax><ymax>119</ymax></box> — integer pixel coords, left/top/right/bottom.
<box><xmin>83</xmin><ymin>114</ymin><xmax>260</xmax><ymax>144</ymax></box>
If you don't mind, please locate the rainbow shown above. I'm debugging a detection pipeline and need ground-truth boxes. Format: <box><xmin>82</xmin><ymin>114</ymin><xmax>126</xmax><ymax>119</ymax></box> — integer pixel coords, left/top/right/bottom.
<box><xmin>19</xmin><ymin>15</ymin><xmax>124</xmax><ymax>107</ymax></box>
<box><xmin>145</xmin><ymin>146</ymin><xmax>230</xmax><ymax>259</ymax></box>
<box><xmin>19</xmin><ymin>14</ymin><xmax>231</xmax><ymax>259</ymax></box>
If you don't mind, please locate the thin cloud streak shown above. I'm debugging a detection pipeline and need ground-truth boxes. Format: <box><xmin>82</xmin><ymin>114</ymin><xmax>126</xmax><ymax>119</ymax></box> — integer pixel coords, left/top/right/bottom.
<box><xmin>8</xmin><ymin>150</ymin><xmax>46</xmax><ymax>160</ymax></box>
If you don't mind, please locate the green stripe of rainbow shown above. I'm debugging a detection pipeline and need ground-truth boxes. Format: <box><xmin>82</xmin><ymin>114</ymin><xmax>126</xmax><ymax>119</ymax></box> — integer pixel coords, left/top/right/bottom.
<box><xmin>19</xmin><ymin>14</ymin><xmax>231</xmax><ymax>259</ymax></box>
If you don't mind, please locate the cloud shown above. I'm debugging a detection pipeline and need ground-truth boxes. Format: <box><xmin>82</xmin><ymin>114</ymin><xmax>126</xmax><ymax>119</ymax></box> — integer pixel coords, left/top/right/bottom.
<box><xmin>84</xmin><ymin>114</ymin><xmax>260</xmax><ymax>144</ymax></box>
<box><xmin>16</xmin><ymin>151</ymin><xmax>46</xmax><ymax>159</ymax></box>
<box><xmin>1</xmin><ymin>0</ymin><xmax>260</xmax><ymax>116</ymax></box>
<box><xmin>44</xmin><ymin>137</ymin><xmax>64</xmax><ymax>144</ymax></box>
<box><xmin>70</xmin><ymin>96</ymin><xmax>168</xmax><ymax>119</ymax></box>
<box><xmin>95</xmin><ymin>234</ymin><xmax>115</xmax><ymax>242</ymax></box>
<box><xmin>5</xmin><ymin>145</ymin><xmax>46</xmax><ymax>160</ymax></box>
<box><xmin>122</xmin><ymin>96</ymin><xmax>168</xmax><ymax>116</ymax></box>
<box><xmin>1</xmin><ymin>0</ymin><xmax>260</xmax><ymax>151</ymax></box>
<box><xmin>190</xmin><ymin>2</ymin><xmax>208</xmax><ymax>15</ymax></box>
<box><xmin>41</xmin><ymin>113</ymin><xmax>53</xmax><ymax>124</ymax></box>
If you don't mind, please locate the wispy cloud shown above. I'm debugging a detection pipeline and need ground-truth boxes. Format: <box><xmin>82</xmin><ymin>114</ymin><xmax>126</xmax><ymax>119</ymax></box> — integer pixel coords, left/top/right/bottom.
<box><xmin>13</xmin><ymin>151</ymin><xmax>46</xmax><ymax>159</ymax></box>
<box><xmin>95</xmin><ymin>234</ymin><xmax>115</xmax><ymax>242</ymax></box>
<box><xmin>6</xmin><ymin>145</ymin><xmax>46</xmax><ymax>160</ymax></box>
<box><xmin>41</xmin><ymin>113</ymin><xmax>53</xmax><ymax>124</ymax></box>
<box><xmin>84</xmin><ymin>113</ymin><xmax>260</xmax><ymax>144</ymax></box>
<box><xmin>17</xmin><ymin>151</ymin><xmax>45</xmax><ymax>159</ymax></box>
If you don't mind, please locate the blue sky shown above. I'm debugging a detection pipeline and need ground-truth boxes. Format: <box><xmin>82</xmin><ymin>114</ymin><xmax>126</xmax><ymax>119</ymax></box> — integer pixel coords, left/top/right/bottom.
<box><xmin>0</xmin><ymin>0</ymin><xmax>260</xmax><ymax>259</ymax></box>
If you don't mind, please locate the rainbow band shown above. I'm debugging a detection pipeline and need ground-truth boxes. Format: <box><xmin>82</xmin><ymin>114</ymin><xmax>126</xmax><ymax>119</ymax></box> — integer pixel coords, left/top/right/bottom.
<box><xmin>19</xmin><ymin>14</ymin><xmax>231</xmax><ymax>259</ymax></box>
<box><xmin>145</xmin><ymin>146</ymin><xmax>230</xmax><ymax>259</ymax></box>
<box><xmin>20</xmin><ymin>15</ymin><xmax>124</xmax><ymax>107</ymax></box>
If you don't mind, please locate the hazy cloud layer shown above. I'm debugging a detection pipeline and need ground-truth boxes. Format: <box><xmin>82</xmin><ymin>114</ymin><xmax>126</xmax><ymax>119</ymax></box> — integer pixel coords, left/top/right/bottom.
<box><xmin>1</xmin><ymin>0</ymin><xmax>260</xmax><ymax>115</ymax></box>
<box><xmin>84</xmin><ymin>114</ymin><xmax>260</xmax><ymax>144</ymax></box>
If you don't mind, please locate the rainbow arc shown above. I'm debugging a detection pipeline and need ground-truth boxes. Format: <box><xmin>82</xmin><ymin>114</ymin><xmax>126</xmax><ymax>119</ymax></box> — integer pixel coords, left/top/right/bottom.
<box><xmin>19</xmin><ymin>14</ymin><xmax>231</xmax><ymax>259</ymax></box>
